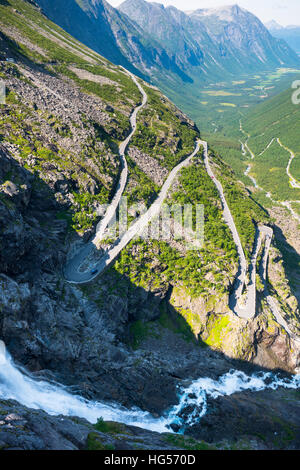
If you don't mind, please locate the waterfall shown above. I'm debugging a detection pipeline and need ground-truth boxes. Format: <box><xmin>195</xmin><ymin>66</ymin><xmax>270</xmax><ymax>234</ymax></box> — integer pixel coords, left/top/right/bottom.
<box><xmin>0</xmin><ymin>341</ymin><xmax>299</xmax><ymax>433</ymax></box>
<box><xmin>0</xmin><ymin>341</ymin><xmax>169</xmax><ymax>432</ymax></box>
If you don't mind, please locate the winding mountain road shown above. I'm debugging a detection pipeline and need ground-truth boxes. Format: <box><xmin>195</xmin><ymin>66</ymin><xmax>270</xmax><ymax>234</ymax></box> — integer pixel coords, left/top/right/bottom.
<box><xmin>65</xmin><ymin>69</ymin><xmax>147</xmax><ymax>282</ymax></box>
<box><xmin>240</xmin><ymin>124</ymin><xmax>300</xmax><ymax>222</ymax></box>
<box><xmin>258</xmin><ymin>138</ymin><xmax>275</xmax><ymax>157</ymax></box>
<box><xmin>64</xmin><ymin>77</ymin><xmax>299</xmax><ymax>342</ymax></box>
<box><xmin>259</xmin><ymin>226</ymin><xmax>300</xmax><ymax>345</ymax></box>
<box><xmin>65</xmin><ymin>71</ymin><xmax>201</xmax><ymax>283</ymax></box>
<box><xmin>202</xmin><ymin>139</ymin><xmax>262</xmax><ymax>319</ymax></box>
<box><xmin>94</xmin><ymin>69</ymin><xmax>148</xmax><ymax>245</ymax></box>
<box><xmin>238</xmin><ymin>124</ymin><xmax>300</xmax><ymax>337</ymax></box>
<box><xmin>203</xmin><ymin>139</ymin><xmax>300</xmax><ymax>334</ymax></box>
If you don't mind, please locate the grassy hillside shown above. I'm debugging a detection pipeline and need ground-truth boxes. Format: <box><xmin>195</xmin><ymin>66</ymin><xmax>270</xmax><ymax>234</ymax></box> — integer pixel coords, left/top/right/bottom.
<box><xmin>0</xmin><ymin>0</ymin><xmax>198</xmax><ymax>233</ymax></box>
<box><xmin>130</xmin><ymin>84</ymin><xmax>198</xmax><ymax>170</ymax></box>
<box><xmin>207</xmin><ymin>86</ymin><xmax>300</xmax><ymax>197</ymax></box>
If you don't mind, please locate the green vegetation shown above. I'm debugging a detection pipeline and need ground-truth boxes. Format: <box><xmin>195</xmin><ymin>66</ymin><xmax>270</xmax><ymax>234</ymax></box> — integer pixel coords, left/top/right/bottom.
<box><xmin>86</xmin><ymin>432</ymin><xmax>115</xmax><ymax>450</ymax></box>
<box><xmin>114</xmin><ymin>158</ymin><xmax>238</xmax><ymax>299</ymax></box>
<box><xmin>206</xmin><ymin>135</ymin><xmax>249</xmax><ymax>185</ymax></box>
<box><xmin>115</xmin><ymin>234</ymin><xmax>233</xmax><ymax>300</ymax></box>
<box><xmin>124</xmin><ymin>156</ymin><xmax>159</xmax><ymax>208</ymax></box>
<box><xmin>250</xmin><ymin>141</ymin><xmax>300</xmax><ymax>201</ymax></box>
<box><xmin>243</xmin><ymin>88</ymin><xmax>300</xmax><ymax>161</ymax></box>
<box><xmin>215</xmin><ymin>87</ymin><xmax>300</xmax><ymax>201</ymax></box>
<box><xmin>164</xmin><ymin>434</ymin><xmax>217</xmax><ymax>451</ymax></box>
<box><xmin>271</xmin><ymin>416</ymin><xmax>296</xmax><ymax>449</ymax></box>
<box><xmin>208</xmin><ymin>149</ymin><xmax>269</xmax><ymax>258</ymax></box>
<box><xmin>158</xmin><ymin>301</ymin><xmax>200</xmax><ymax>344</ymax></box>
<box><xmin>162</xmin><ymin>66</ymin><xmax>300</xmax><ymax>137</ymax></box>
<box><xmin>131</xmin><ymin>85</ymin><xmax>198</xmax><ymax>170</ymax></box>
<box><xmin>94</xmin><ymin>418</ymin><xmax>126</xmax><ymax>435</ymax></box>
<box><xmin>129</xmin><ymin>320</ymin><xmax>158</xmax><ymax>350</ymax></box>
<box><xmin>172</xmin><ymin>163</ymin><xmax>238</xmax><ymax>259</ymax></box>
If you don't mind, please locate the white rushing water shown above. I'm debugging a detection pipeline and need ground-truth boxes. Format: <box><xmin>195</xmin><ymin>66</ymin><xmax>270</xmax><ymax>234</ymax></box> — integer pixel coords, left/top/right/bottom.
<box><xmin>0</xmin><ymin>341</ymin><xmax>169</xmax><ymax>433</ymax></box>
<box><xmin>0</xmin><ymin>341</ymin><xmax>299</xmax><ymax>433</ymax></box>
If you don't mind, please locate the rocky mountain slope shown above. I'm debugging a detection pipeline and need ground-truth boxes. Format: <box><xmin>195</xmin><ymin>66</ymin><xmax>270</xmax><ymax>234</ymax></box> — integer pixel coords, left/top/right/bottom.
<box><xmin>187</xmin><ymin>5</ymin><xmax>297</xmax><ymax>68</ymax></box>
<box><xmin>34</xmin><ymin>1</ymin><xmax>300</xmax><ymax>106</ymax></box>
<box><xmin>0</xmin><ymin>0</ymin><xmax>300</xmax><ymax>450</ymax></box>
<box><xmin>1</xmin><ymin>387</ymin><xmax>300</xmax><ymax>450</ymax></box>
<box><xmin>34</xmin><ymin>0</ymin><xmax>194</xmax><ymax>84</ymax></box>
<box><xmin>119</xmin><ymin>1</ymin><xmax>299</xmax><ymax>77</ymax></box>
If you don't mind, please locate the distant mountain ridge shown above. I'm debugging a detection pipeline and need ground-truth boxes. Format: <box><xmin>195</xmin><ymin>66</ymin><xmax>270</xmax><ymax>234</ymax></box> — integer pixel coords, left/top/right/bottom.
<box><xmin>266</xmin><ymin>20</ymin><xmax>300</xmax><ymax>55</ymax></box>
<box><xmin>119</xmin><ymin>1</ymin><xmax>300</xmax><ymax>74</ymax></box>
<box><xmin>35</xmin><ymin>0</ymin><xmax>300</xmax><ymax>86</ymax></box>
<box><xmin>34</xmin><ymin>0</ymin><xmax>300</xmax><ymax>134</ymax></box>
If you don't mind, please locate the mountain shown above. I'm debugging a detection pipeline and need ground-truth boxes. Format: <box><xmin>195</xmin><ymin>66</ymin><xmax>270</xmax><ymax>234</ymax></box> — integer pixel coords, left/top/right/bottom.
<box><xmin>36</xmin><ymin>0</ymin><xmax>140</xmax><ymax>71</ymax></box>
<box><xmin>118</xmin><ymin>0</ymin><xmax>212</xmax><ymax>71</ymax></box>
<box><xmin>119</xmin><ymin>1</ymin><xmax>300</xmax><ymax>76</ymax></box>
<box><xmin>34</xmin><ymin>0</ymin><xmax>300</xmax><ymax>88</ymax></box>
<box><xmin>266</xmin><ymin>21</ymin><xmax>300</xmax><ymax>55</ymax></box>
<box><xmin>187</xmin><ymin>5</ymin><xmax>298</xmax><ymax>69</ymax></box>
<box><xmin>34</xmin><ymin>0</ymin><xmax>195</xmax><ymax>83</ymax></box>
<box><xmin>117</xmin><ymin>1</ymin><xmax>300</xmax><ymax>129</ymax></box>
<box><xmin>1</xmin><ymin>0</ymin><xmax>300</xmax><ymax>451</ymax></box>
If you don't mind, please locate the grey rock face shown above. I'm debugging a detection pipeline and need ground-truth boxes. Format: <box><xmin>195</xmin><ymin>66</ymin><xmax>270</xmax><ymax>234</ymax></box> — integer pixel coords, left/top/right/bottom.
<box><xmin>35</xmin><ymin>0</ymin><xmax>300</xmax><ymax>90</ymax></box>
<box><xmin>0</xmin><ymin>400</ymin><xmax>91</xmax><ymax>450</ymax></box>
<box><xmin>187</xmin><ymin>387</ymin><xmax>300</xmax><ymax>450</ymax></box>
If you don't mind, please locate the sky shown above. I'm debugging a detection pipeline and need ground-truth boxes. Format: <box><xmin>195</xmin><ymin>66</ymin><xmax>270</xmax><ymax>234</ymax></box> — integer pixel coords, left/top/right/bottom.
<box><xmin>106</xmin><ymin>0</ymin><xmax>300</xmax><ymax>27</ymax></box>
